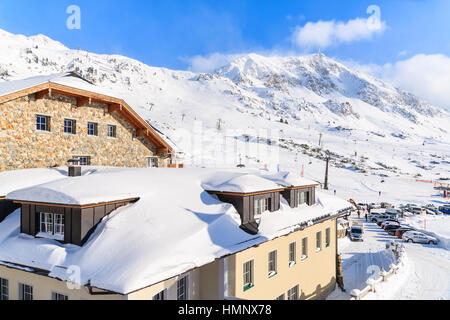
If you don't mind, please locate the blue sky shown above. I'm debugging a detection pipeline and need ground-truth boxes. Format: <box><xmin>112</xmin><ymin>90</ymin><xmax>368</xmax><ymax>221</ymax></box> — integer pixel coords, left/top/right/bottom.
<box><xmin>0</xmin><ymin>0</ymin><xmax>448</xmax><ymax>69</ymax></box>
<box><xmin>0</xmin><ymin>0</ymin><xmax>449</xmax><ymax>108</ymax></box>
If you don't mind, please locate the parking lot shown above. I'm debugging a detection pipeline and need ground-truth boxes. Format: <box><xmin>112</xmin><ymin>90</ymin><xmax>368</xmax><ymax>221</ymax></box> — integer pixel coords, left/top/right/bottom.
<box><xmin>328</xmin><ymin>208</ymin><xmax>450</xmax><ymax>300</ymax></box>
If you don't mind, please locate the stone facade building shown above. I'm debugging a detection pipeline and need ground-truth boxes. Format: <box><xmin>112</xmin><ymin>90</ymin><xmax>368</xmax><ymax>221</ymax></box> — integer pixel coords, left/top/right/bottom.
<box><xmin>0</xmin><ymin>72</ymin><xmax>173</xmax><ymax>172</ymax></box>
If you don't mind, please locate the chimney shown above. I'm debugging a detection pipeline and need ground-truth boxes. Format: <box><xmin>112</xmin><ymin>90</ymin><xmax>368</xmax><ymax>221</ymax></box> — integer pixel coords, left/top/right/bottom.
<box><xmin>67</xmin><ymin>158</ymin><xmax>82</xmax><ymax>177</ymax></box>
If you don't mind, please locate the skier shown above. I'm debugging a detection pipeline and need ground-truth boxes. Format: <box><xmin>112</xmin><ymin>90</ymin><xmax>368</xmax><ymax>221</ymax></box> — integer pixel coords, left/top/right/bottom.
<box><xmin>365</xmin><ymin>211</ymin><xmax>368</xmax><ymax>222</ymax></box>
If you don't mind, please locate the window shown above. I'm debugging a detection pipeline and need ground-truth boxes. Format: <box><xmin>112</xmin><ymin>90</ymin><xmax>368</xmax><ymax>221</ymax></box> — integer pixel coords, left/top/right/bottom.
<box><xmin>36</xmin><ymin>115</ymin><xmax>50</xmax><ymax>131</ymax></box>
<box><xmin>316</xmin><ymin>231</ymin><xmax>322</xmax><ymax>252</ymax></box>
<box><xmin>287</xmin><ymin>285</ymin><xmax>299</xmax><ymax>300</ymax></box>
<box><xmin>64</xmin><ymin>119</ymin><xmax>76</xmax><ymax>134</ymax></box>
<box><xmin>177</xmin><ymin>276</ymin><xmax>188</xmax><ymax>300</ymax></box>
<box><xmin>87</xmin><ymin>122</ymin><xmax>98</xmax><ymax>136</ymax></box>
<box><xmin>39</xmin><ymin>213</ymin><xmax>64</xmax><ymax>240</ymax></box>
<box><xmin>243</xmin><ymin>260</ymin><xmax>254</xmax><ymax>291</ymax></box>
<box><xmin>19</xmin><ymin>283</ymin><xmax>33</xmax><ymax>300</ymax></box>
<box><xmin>298</xmin><ymin>191</ymin><xmax>309</xmax><ymax>206</ymax></box>
<box><xmin>107</xmin><ymin>125</ymin><xmax>116</xmax><ymax>138</ymax></box>
<box><xmin>0</xmin><ymin>278</ymin><xmax>8</xmax><ymax>300</ymax></box>
<box><xmin>268</xmin><ymin>250</ymin><xmax>277</xmax><ymax>277</ymax></box>
<box><xmin>72</xmin><ymin>156</ymin><xmax>91</xmax><ymax>166</ymax></box>
<box><xmin>52</xmin><ymin>292</ymin><xmax>68</xmax><ymax>300</ymax></box>
<box><xmin>301</xmin><ymin>237</ymin><xmax>308</xmax><ymax>260</ymax></box>
<box><xmin>289</xmin><ymin>242</ymin><xmax>296</xmax><ymax>267</ymax></box>
<box><xmin>153</xmin><ymin>290</ymin><xmax>166</xmax><ymax>300</ymax></box>
<box><xmin>54</xmin><ymin>214</ymin><xmax>65</xmax><ymax>236</ymax></box>
<box><xmin>325</xmin><ymin>228</ymin><xmax>331</xmax><ymax>248</ymax></box>
<box><xmin>275</xmin><ymin>294</ymin><xmax>285</xmax><ymax>300</ymax></box>
<box><xmin>148</xmin><ymin>157</ymin><xmax>158</xmax><ymax>168</ymax></box>
<box><xmin>254</xmin><ymin>198</ymin><xmax>269</xmax><ymax>219</ymax></box>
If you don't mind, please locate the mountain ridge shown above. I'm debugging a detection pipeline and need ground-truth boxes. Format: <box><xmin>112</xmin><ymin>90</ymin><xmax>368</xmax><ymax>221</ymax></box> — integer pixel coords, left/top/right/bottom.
<box><xmin>0</xmin><ymin>29</ymin><xmax>448</xmax><ymax>180</ymax></box>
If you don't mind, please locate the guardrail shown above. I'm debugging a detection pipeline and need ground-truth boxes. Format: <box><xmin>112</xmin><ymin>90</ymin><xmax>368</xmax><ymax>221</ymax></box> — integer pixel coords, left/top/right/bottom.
<box><xmin>349</xmin><ymin>242</ymin><xmax>407</xmax><ymax>300</ymax></box>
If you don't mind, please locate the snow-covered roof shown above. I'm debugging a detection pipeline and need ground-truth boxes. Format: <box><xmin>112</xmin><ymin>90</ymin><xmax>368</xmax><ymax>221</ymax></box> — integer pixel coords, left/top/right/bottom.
<box><xmin>261</xmin><ymin>171</ymin><xmax>319</xmax><ymax>188</ymax></box>
<box><xmin>0</xmin><ymin>72</ymin><xmax>118</xmax><ymax>99</ymax></box>
<box><xmin>6</xmin><ymin>167</ymin><xmax>144</xmax><ymax>206</ymax></box>
<box><xmin>0</xmin><ymin>167</ymin><xmax>352</xmax><ymax>295</ymax></box>
<box><xmin>0</xmin><ymin>167</ymin><xmax>117</xmax><ymax>197</ymax></box>
<box><xmin>201</xmin><ymin>171</ymin><xmax>282</xmax><ymax>194</ymax></box>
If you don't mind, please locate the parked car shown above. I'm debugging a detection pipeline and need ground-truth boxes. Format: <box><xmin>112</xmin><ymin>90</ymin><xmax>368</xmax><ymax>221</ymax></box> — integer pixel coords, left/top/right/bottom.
<box><xmin>376</xmin><ymin>217</ymin><xmax>398</xmax><ymax>226</ymax></box>
<box><xmin>409</xmin><ymin>207</ymin><xmax>423</xmax><ymax>214</ymax></box>
<box><xmin>439</xmin><ymin>206</ymin><xmax>450</xmax><ymax>214</ymax></box>
<box><xmin>427</xmin><ymin>207</ymin><xmax>443</xmax><ymax>215</ymax></box>
<box><xmin>381</xmin><ymin>202</ymin><xmax>394</xmax><ymax>208</ymax></box>
<box><xmin>371</xmin><ymin>215</ymin><xmax>390</xmax><ymax>223</ymax></box>
<box><xmin>402</xmin><ymin>231</ymin><xmax>438</xmax><ymax>245</ymax></box>
<box><xmin>422</xmin><ymin>208</ymin><xmax>436</xmax><ymax>215</ymax></box>
<box><xmin>369</xmin><ymin>203</ymin><xmax>382</xmax><ymax>210</ymax></box>
<box><xmin>349</xmin><ymin>226</ymin><xmax>364</xmax><ymax>241</ymax></box>
<box><xmin>369</xmin><ymin>210</ymin><xmax>384</xmax><ymax>217</ymax></box>
<box><xmin>395</xmin><ymin>227</ymin><xmax>416</xmax><ymax>239</ymax></box>
<box><xmin>382</xmin><ymin>220</ymin><xmax>400</xmax><ymax>229</ymax></box>
<box><xmin>385</xmin><ymin>224</ymin><xmax>402</xmax><ymax>235</ymax></box>
<box><xmin>385</xmin><ymin>208</ymin><xmax>401</xmax><ymax>216</ymax></box>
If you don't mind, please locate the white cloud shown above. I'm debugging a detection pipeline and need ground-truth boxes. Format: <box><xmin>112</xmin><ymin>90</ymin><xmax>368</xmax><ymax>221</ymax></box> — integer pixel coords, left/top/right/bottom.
<box><xmin>397</xmin><ymin>50</ymin><xmax>408</xmax><ymax>57</ymax></box>
<box><xmin>186</xmin><ymin>52</ymin><xmax>247</xmax><ymax>73</ymax></box>
<box><xmin>292</xmin><ymin>5</ymin><xmax>386</xmax><ymax>50</ymax></box>
<box><xmin>383</xmin><ymin>54</ymin><xmax>450</xmax><ymax>110</ymax></box>
<box><xmin>346</xmin><ymin>54</ymin><xmax>450</xmax><ymax>110</ymax></box>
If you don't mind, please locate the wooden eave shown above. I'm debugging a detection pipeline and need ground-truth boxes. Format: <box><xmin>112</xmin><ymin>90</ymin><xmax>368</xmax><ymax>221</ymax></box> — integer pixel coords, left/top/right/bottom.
<box><xmin>285</xmin><ymin>184</ymin><xmax>319</xmax><ymax>190</ymax></box>
<box><xmin>206</xmin><ymin>188</ymin><xmax>285</xmax><ymax>197</ymax></box>
<box><xmin>0</xmin><ymin>82</ymin><xmax>173</xmax><ymax>153</ymax></box>
<box><xmin>12</xmin><ymin>197</ymin><xmax>140</xmax><ymax>209</ymax></box>
<box><xmin>0</xmin><ymin>196</ymin><xmax>5</xmax><ymax>200</ymax></box>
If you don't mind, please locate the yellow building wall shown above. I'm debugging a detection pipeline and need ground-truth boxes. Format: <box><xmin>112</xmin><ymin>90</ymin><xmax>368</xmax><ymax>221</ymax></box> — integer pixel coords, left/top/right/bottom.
<box><xmin>126</xmin><ymin>269</ymin><xmax>201</xmax><ymax>300</ymax></box>
<box><xmin>229</xmin><ymin>218</ymin><xmax>337</xmax><ymax>300</ymax></box>
<box><xmin>0</xmin><ymin>265</ymin><xmax>122</xmax><ymax>300</ymax></box>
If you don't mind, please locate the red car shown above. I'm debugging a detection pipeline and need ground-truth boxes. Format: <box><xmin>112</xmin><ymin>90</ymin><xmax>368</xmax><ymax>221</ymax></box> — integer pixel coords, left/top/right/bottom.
<box><xmin>395</xmin><ymin>227</ymin><xmax>415</xmax><ymax>238</ymax></box>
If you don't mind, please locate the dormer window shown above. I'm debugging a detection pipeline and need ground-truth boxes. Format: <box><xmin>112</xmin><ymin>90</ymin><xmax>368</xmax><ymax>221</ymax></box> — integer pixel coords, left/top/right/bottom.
<box><xmin>39</xmin><ymin>212</ymin><xmax>64</xmax><ymax>241</ymax></box>
<box><xmin>254</xmin><ymin>198</ymin><xmax>269</xmax><ymax>220</ymax></box>
<box><xmin>17</xmin><ymin>198</ymin><xmax>139</xmax><ymax>246</ymax></box>
<box><xmin>298</xmin><ymin>191</ymin><xmax>309</xmax><ymax>206</ymax></box>
<box><xmin>38</xmin><ymin>212</ymin><xmax>64</xmax><ymax>241</ymax></box>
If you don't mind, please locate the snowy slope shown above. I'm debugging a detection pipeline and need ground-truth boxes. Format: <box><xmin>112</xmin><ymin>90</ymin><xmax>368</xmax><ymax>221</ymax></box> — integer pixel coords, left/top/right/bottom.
<box><xmin>0</xmin><ymin>29</ymin><xmax>449</xmax><ymax>203</ymax></box>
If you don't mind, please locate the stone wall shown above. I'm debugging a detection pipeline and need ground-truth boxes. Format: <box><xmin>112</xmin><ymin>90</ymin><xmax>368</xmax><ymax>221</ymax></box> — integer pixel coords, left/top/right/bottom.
<box><xmin>0</xmin><ymin>93</ymin><xmax>167</xmax><ymax>171</ymax></box>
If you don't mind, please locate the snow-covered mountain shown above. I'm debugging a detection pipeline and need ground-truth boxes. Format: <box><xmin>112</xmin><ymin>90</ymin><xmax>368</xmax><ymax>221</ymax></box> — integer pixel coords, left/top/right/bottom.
<box><xmin>1</xmin><ymin>29</ymin><xmax>449</xmax><ymax>195</ymax></box>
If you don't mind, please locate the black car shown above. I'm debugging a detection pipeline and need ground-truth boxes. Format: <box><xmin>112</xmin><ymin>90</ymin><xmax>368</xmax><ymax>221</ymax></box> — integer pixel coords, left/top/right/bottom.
<box><xmin>386</xmin><ymin>224</ymin><xmax>402</xmax><ymax>235</ymax></box>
